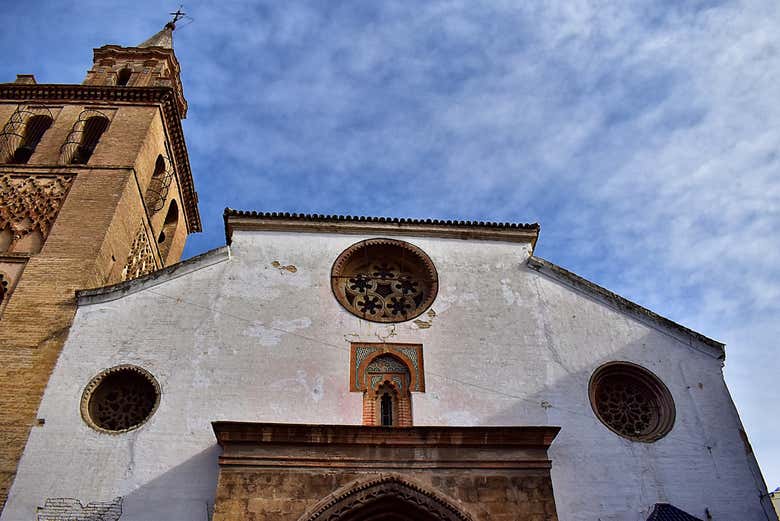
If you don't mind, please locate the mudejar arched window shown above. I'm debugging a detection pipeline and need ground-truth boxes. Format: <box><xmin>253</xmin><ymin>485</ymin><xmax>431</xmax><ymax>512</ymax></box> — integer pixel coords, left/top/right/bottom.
<box><xmin>0</xmin><ymin>106</ymin><xmax>54</xmax><ymax>164</ymax></box>
<box><xmin>60</xmin><ymin>110</ymin><xmax>110</xmax><ymax>165</ymax></box>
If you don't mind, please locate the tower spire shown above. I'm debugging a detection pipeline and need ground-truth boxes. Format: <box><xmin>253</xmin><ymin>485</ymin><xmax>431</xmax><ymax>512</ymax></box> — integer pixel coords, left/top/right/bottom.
<box><xmin>138</xmin><ymin>7</ymin><xmax>186</xmax><ymax>49</ymax></box>
<box><xmin>138</xmin><ymin>25</ymin><xmax>174</xmax><ymax>49</ymax></box>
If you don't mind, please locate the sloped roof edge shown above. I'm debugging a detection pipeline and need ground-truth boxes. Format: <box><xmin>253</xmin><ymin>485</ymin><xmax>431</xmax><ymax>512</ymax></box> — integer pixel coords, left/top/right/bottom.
<box><xmin>528</xmin><ymin>256</ymin><xmax>725</xmax><ymax>356</ymax></box>
<box><xmin>223</xmin><ymin>208</ymin><xmax>540</xmax><ymax>246</ymax></box>
<box><xmin>76</xmin><ymin>246</ymin><xmax>229</xmax><ymax>305</ymax></box>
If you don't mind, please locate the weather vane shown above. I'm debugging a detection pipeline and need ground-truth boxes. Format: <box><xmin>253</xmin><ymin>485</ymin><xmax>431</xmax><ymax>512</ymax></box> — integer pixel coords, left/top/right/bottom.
<box><xmin>166</xmin><ymin>5</ymin><xmax>187</xmax><ymax>29</ymax></box>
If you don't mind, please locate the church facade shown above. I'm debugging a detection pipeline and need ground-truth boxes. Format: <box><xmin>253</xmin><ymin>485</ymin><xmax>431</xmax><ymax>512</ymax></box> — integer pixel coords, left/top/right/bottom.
<box><xmin>0</xmin><ymin>25</ymin><xmax>776</xmax><ymax>521</ymax></box>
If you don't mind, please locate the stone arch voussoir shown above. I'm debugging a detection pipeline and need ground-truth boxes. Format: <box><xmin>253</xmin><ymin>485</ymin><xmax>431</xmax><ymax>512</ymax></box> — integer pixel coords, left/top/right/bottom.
<box><xmin>298</xmin><ymin>474</ymin><xmax>473</xmax><ymax>521</ymax></box>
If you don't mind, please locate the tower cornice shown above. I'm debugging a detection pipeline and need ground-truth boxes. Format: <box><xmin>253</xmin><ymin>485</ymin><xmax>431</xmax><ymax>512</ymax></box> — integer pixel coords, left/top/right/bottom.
<box><xmin>92</xmin><ymin>45</ymin><xmax>187</xmax><ymax>116</ymax></box>
<box><xmin>0</xmin><ymin>83</ymin><xmax>201</xmax><ymax>232</ymax></box>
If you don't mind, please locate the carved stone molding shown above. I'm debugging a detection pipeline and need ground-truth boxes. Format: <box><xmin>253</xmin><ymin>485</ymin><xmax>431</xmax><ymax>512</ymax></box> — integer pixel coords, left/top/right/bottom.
<box><xmin>299</xmin><ymin>475</ymin><xmax>472</xmax><ymax>521</ymax></box>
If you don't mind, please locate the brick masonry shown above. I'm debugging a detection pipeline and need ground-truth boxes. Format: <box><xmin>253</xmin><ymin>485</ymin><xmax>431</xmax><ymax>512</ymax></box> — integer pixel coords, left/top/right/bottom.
<box><xmin>36</xmin><ymin>497</ymin><xmax>122</xmax><ymax>521</ymax></box>
<box><xmin>0</xmin><ymin>40</ymin><xmax>197</xmax><ymax>509</ymax></box>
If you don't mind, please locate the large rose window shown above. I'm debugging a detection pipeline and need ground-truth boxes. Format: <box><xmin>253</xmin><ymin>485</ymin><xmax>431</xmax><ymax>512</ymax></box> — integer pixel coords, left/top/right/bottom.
<box><xmin>589</xmin><ymin>362</ymin><xmax>675</xmax><ymax>442</ymax></box>
<box><xmin>331</xmin><ymin>239</ymin><xmax>438</xmax><ymax>323</ymax></box>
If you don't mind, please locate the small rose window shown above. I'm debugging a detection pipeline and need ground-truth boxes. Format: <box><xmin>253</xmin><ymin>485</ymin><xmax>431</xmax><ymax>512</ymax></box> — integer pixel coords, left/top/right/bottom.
<box><xmin>331</xmin><ymin>239</ymin><xmax>438</xmax><ymax>323</ymax></box>
<box><xmin>81</xmin><ymin>365</ymin><xmax>160</xmax><ymax>433</ymax></box>
<box><xmin>589</xmin><ymin>362</ymin><xmax>675</xmax><ymax>442</ymax></box>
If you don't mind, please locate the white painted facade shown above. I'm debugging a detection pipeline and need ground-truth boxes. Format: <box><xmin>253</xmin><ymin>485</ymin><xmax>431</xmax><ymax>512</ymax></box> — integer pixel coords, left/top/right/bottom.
<box><xmin>3</xmin><ymin>227</ymin><xmax>775</xmax><ymax>521</ymax></box>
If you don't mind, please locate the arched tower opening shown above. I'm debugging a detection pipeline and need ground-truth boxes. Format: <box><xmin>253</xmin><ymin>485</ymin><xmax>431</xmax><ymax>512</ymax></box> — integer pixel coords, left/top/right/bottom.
<box><xmin>116</xmin><ymin>67</ymin><xmax>132</xmax><ymax>86</ymax></box>
<box><xmin>157</xmin><ymin>200</ymin><xmax>179</xmax><ymax>263</ymax></box>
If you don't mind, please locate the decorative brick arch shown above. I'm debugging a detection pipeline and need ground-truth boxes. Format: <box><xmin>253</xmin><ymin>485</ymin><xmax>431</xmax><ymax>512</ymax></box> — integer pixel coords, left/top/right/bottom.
<box><xmin>297</xmin><ymin>475</ymin><xmax>473</xmax><ymax>521</ymax></box>
<box><xmin>350</xmin><ymin>343</ymin><xmax>424</xmax><ymax>426</ymax></box>
<box><xmin>350</xmin><ymin>343</ymin><xmax>424</xmax><ymax>393</ymax></box>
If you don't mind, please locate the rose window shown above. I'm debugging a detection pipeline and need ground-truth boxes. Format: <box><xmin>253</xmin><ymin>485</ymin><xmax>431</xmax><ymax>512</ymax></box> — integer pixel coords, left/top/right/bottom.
<box><xmin>589</xmin><ymin>362</ymin><xmax>675</xmax><ymax>442</ymax></box>
<box><xmin>81</xmin><ymin>365</ymin><xmax>160</xmax><ymax>433</ymax></box>
<box><xmin>331</xmin><ymin>239</ymin><xmax>438</xmax><ymax>323</ymax></box>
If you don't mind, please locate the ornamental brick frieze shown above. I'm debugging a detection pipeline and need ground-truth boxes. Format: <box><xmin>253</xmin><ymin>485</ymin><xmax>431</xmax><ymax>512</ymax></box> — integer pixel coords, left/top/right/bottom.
<box><xmin>0</xmin><ymin>173</ymin><xmax>74</xmax><ymax>254</ymax></box>
<box><xmin>121</xmin><ymin>225</ymin><xmax>158</xmax><ymax>281</ymax></box>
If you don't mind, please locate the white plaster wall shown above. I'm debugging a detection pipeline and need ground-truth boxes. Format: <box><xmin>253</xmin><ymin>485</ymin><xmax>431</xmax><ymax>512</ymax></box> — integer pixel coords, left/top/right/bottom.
<box><xmin>3</xmin><ymin>230</ymin><xmax>772</xmax><ymax>521</ymax></box>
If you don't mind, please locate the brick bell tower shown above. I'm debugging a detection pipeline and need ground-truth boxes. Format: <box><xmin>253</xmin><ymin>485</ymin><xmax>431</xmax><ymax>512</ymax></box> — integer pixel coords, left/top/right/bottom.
<box><xmin>0</xmin><ymin>21</ymin><xmax>200</xmax><ymax>507</ymax></box>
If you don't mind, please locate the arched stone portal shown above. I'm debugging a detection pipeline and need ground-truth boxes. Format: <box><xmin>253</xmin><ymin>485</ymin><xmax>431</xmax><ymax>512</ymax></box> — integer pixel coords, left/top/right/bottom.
<box><xmin>211</xmin><ymin>422</ymin><xmax>560</xmax><ymax>521</ymax></box>
<box><xmin>299</xmin><ymin>476</ymin><xmax>471</xmax><ymax>521</ymax></box>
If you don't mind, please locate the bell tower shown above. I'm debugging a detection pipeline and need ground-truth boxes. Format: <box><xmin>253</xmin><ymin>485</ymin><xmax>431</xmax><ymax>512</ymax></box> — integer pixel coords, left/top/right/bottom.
<box><xmin>0</xmin><ymin>21</ymin><xmax>200</xmax><ymax>508</ymax></box>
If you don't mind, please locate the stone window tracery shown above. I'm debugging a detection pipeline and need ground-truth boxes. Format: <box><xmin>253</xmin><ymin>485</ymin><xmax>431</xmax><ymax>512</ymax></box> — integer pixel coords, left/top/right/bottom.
<box><xmin>81</xmin><ymin>365</ymin><xmax>160</xmax><ymax>434</ymax></box>
<box><xmin>331</xmin><ymin>239</ymin><xmax>438</xmax><ymax>323</ymax></box>
<box><xmin>589</xmin><ymin>361</ymin><xmax>675</xmax><ymax>442</ymax></box>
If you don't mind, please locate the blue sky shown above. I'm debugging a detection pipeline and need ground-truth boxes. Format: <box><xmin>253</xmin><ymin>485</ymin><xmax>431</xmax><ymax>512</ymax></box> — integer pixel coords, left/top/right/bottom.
<box><xmin>2</xmin><ymin>0</ymin><xmax>779</xmax><ymax>489</ymax></box>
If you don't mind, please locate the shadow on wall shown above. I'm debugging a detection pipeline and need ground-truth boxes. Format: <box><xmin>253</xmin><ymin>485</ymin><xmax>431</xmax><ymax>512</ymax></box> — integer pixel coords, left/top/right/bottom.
<box><xmin>478</xmin><ymin>322</ymin><xmax>759</xmax><ymax>521</ymax></box>
<box><xmin>119</xmin><ymin>444</ymin><xmax>220</xmax><ymax>521</ymax></box>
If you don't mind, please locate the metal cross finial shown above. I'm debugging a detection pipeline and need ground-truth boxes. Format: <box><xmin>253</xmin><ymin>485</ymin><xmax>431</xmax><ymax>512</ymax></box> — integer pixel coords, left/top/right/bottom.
<box><xmin>167</xmin><ymin>5</ymin><xmax>186</xmax><ymax>28</ymax></box>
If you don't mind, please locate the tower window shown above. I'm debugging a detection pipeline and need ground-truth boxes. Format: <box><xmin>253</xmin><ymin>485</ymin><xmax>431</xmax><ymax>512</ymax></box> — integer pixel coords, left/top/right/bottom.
<box><xmin>116</xmin><ymin>68</ymin><xmax>132</xmax><ymax>86</ymax></box>
<box><xmin>71</xmin><ymin>116</ymin><xmax>109</xmax><ymax>164</ymax></box>
<box><xmin>11</xmin><ymin>115</ymin><xmax>53</xmax><ymax>164</ymax></box>
<box><xmin>380</xmin><ymin>393</ymin><xmax>393</xmax><ymax>426</ymax></box>
<box><xmin>1</xmin><ymin>106</ymin><xmax>54</xmax><ymax>164</ymax></box>
<box><xmin>61</xmin><ymin>110</ymin><xmax>110</xmax><ymax>165</ymax></box>
<box><xmin>144</xmin><ymin>154</ymin><xmax>173</xmax><ymax>213</ymax></box>
<box><xmin>157</xmin><ymin>200</ymin><xmax>179</xmax><ymax>263</ymax></box>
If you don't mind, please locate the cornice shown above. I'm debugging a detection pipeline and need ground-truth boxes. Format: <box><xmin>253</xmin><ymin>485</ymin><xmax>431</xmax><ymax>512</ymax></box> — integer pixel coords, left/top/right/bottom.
<box><xmin>92</xmin><ymin>45</ymin><xmax>187</xmax><ymax>116</ymax></box>
<box><xmin>527</xmin><ymin>256</ymin><xmax>726</xmax><ymax>356</ymax></box>
<box><xmin>212</xmin><ymin>422</ymin><xmax>560</xmax><ymax>449</ymax></box>
<box><xmin>224</xmin><ymin>209</ymin><xmax>539</xmax><ymax>246</ymax></box>
<box><xmin>0</xmin><ymin>83</ymin><xmax>201</xmax><ymax>232</ymax></box>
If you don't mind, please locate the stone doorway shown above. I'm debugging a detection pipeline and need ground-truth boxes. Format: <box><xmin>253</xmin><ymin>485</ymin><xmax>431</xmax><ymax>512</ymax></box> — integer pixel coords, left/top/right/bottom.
<box><xmin>211</xmin><ymin>422</ymin><xmax>560</xmax><ymax>521</ymax></box>
<box><xmin>297</xmin><ymin>476</ymin><xmax>470</xmax><ymax>521</ymax></box>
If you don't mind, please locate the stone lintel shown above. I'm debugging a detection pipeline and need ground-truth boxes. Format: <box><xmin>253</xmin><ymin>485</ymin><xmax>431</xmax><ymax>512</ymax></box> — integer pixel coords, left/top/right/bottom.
<box><xmin>213</xmin><ymin>422</ymin><xmax>560</xmax><ymax>471</ymax></box>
